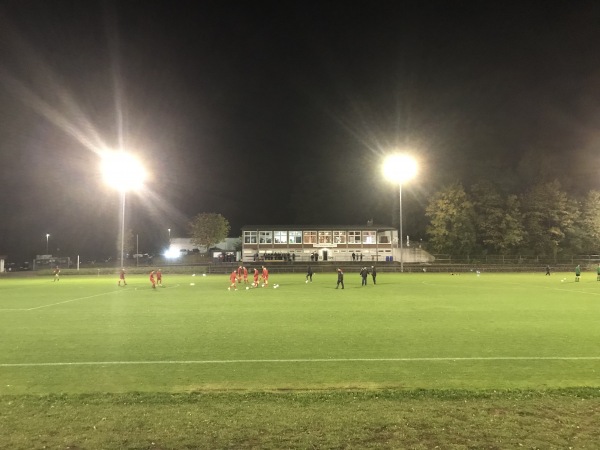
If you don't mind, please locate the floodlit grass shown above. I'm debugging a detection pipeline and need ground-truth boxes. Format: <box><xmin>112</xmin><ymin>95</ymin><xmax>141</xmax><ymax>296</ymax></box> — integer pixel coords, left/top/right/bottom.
<box><xmin>1</xmin><ymin>271</ymin><xmax>599</xmax><ymax>394</ymax></box>
<box><xmin>1</xmin><ymin>271</ymin><xmax>600</xmax><ymax>448</ymax></box>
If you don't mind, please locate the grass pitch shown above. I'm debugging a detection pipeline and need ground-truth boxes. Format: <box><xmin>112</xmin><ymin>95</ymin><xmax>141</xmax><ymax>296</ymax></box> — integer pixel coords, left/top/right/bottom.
<box><xmin>2</xmin><ymin>271</ymin><xmax>600</xmax><ymax>448</ymax></box>
<box><xmin>1</xmin><ymin>271</ymin><xmax>599</xmax><ymax>394</ymax></box>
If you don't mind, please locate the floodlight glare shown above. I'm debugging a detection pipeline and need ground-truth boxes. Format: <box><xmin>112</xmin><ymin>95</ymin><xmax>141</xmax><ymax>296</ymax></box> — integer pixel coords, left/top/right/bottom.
<box><xmin>101</xmin><ymin>151</ymin><xmax>146</xmax><ymax>192</ymax></box>
<box><xmin>100</xmin><ymin>150</ymin><xmax>147</xmax><ymax>267</ymax></box>
<box><xmin>383</xmin><ymin>154</ymin><xmax>417</xmax><ymax>184</ymax></box>
<box><xmin>164</xmin><ymin>248</ymin><xmax>180</xmax><ymax>259</ymax></box>
<box><xmin>383</xmin><ymin>153</ymin><xmax>418</xmax><ymax>273</ymax></box>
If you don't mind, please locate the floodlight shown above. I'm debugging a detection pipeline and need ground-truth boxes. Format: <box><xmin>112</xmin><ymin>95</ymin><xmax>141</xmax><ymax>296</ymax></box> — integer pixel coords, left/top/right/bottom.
<box><xmin>382</xmin><ymin>153</ymin><xmax>418</xmax><ymax>273</ymax></box>
<box><xmin>101</xmin><ymin>151</ymin><xmax>146</xmax><ymax>192</ymax></box>
<box><xmin>100</xmin><ymin>150</ymin><xmax>147</xmax><ymax>267</ymax></box>
<box><xmin>383</xmin><ymin>154</ymin><xmax>417</xmax><ymax>184</ymax></box>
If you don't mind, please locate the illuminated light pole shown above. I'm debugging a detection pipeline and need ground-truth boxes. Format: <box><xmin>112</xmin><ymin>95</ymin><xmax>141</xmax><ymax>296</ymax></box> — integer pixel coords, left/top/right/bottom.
<box><xmin>383</xmin><ymin>154</ymin><xmax>418</xmax><ymax>273</ymax></box>
<box><xmin>46</xmin><ymin>233</ymin><xmax>50</xmax><ymax>254</ymax></box>
<box><xmin>101</xmin><ymin>151</ymin><xmax>147</xmax><ymax>268</ymax></box>
<box><xmin>168</xmin><ymin>228</ymin><xmax>171</xmax><ymax>241</ymax></box>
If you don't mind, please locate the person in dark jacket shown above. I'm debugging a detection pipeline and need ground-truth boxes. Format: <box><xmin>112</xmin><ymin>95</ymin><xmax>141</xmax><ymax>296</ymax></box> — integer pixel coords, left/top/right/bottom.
<box><xmin>371</xmin><ymin>266</ymin><xmax>377</xmax><ymax>285</ymax></box>
<box><xmin>336</xmin><ymin>268</ymin><xmax>344</xmax><ymax>289</ymax></box>
<box><xmin>360</xmin><ymin>266</ymin><xmax>369</xmax><ymax>286</ymax></box>
<box><xmin>306</xmin><ymin>265</ymin><xmax>313</xmax><ymax>283</ymax></box>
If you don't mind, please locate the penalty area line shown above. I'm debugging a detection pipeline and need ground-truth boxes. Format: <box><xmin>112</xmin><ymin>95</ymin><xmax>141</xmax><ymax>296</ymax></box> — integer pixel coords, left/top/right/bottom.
<box><xmin>2</xmin><ymin>356</ymin><xmax>600</xmax><ymax>368</ymax></box>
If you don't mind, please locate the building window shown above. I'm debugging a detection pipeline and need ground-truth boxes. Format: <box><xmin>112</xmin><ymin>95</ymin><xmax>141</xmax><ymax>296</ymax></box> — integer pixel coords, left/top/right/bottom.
<box><xmin>348</xmin><ymin>231</ymin><xmax>361</xmax><ymax>244</ymax></box>
<box><xmin>333</xmin><ymin>231</ymin><xmax>346</xmax><ymax>244</ymax></box>
<box><xmin>318</xmin><ymin>231</ymin><xmax>332</xmax><ymax>244</ymax></box>
<box><xmin>274</xmin><ymin>231</ymin><xmax>287</xmax><ymax>244</ymax></box>
<box><xmin>259</xmin><ymin>231</ymin><xmax>272</xmax><ymax>244</ymax></box>
<box><xmin>378</xmin><ymin>234</ymin><xmax>390</xmax><ymax>244</ymax></box>
<box><xmin>363</xmin><ymin>231</ymin><xmax>376</xmax><ymax>244</ymax></box>
<box><xmin>289</xmin><ymin>231</ymin><xmax>302</xmax><ymax>244</ymax></box>
<box><xmin>303</xmin><ymin>231</ymin><xmax>317</xmax><ymax>244</ymax></box>
<box><xmin>244</xmin><ymin>231</ymin><xmax>257</xmax><ymax>244</ymax></box>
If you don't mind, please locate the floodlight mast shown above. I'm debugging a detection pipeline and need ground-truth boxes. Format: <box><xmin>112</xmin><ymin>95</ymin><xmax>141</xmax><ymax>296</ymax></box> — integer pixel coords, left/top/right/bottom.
<box><xmin>101</xmin><ymin>150</ymin><xmax>146</xmax><ymax>268</ymax></box>
<box><xmin>383</xmin><ymin>154</ymin><xmax>417</xmax><ymax>273</ymax></box>
<box><xmin>119</xmin><ymin>190</ymin><xmax>126</xmax><ymax>267</ymax></box>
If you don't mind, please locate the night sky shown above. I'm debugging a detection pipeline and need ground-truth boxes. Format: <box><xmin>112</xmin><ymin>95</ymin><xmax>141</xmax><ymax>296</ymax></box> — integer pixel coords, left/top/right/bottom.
<box><xmin>1</xmin><ymin>1</ymin><xmax>599</xmax><ymax>262</ymax></box>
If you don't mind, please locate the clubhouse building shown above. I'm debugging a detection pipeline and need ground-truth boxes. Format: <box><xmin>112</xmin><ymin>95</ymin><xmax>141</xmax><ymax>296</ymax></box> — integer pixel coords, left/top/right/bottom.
<box><xmin>241</xmin><ymin>224</ymin><xmax>433</xmax><ymax>263</ymax></box>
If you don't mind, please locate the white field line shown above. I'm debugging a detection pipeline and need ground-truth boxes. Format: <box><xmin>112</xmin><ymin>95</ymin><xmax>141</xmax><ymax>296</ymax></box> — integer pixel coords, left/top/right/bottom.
<box><xmin>1</xmin><ymin>356</ymin><xmax>600</xmax><ymax>368</ymax></box>
<box><xmin>0</xmin><ymin>284</ymin><xmax>182</xmax><ymax>312</ymax></box>
<box><xmin>0</xmin><ymin>290</ymin><xmax>122</xmax><ymax>311</ymax></box>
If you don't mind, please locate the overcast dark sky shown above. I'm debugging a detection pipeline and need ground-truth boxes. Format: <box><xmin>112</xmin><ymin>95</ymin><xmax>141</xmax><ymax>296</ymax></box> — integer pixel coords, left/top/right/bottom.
<box><xmin>1</xmin><ymin>1</ymin><xmax>599</xmax><ymax>262</ymax></box>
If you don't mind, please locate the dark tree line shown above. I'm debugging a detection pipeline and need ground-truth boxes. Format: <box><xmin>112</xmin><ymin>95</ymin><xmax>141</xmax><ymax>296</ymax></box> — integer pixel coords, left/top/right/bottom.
<box><xmin>425</xmin><ymin>180</ymin><xmax>600</xmax><ymax>257</ymax></box>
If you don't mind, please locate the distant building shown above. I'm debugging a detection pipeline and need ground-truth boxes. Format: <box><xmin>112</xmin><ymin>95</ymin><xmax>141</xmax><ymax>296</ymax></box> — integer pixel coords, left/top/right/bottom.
<box><xmin>241</xmin><ymin>224</ymin><xmax>433</xmax><ymax>263</ymax></box>
<box><xmin>34</xmin><ymin>255</ymin><xmax>71</xmax><ymax>269</ymax></box>
<box><xmin>166</xmin><ymin>237</ymin><xmax>241</xmax><ymax>260</ymax></box>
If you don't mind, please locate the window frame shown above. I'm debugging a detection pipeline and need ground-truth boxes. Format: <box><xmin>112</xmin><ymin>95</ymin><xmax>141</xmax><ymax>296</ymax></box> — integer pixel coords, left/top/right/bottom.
<box><xmin>303</xmin><ymin>231</ymin><xmax>317</xmax><ymax>244</ymax></box>
<box><xmin>259</xmin><ymin>231</ymin><xmax>272</xmax><ymax>244</ymax></box>
<box><xmin>348</xmin><ymin>231</ymin><xmax>361</xmax><ymax>244</ymax></box>
<box><xmin>243</xmin><ymin>231</ymin><xmax>257</xmax><ymax>244</ymax></box>
<box><xmin>288</xmin><ymin>231</ymin><xmax>302</xmax><ymax>244</ymax></box>
<box><xmin>274</xmin><ymin>231</ymin><xmax>287</xmax><ymax>244</ymax></box>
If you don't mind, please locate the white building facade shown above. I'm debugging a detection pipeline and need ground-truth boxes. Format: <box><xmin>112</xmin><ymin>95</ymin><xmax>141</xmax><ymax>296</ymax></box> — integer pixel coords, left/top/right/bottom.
<box><xmin>241</xmin><ymin>225</ymin><xmax>403</xmax><ymax>263</ymax></box>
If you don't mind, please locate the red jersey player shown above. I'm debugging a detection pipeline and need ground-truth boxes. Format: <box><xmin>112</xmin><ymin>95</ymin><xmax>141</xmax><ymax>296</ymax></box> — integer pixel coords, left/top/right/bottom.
<box><xmin>253</xmin><ymin>267</ymin><xmax>259</xmax><ymax>287</ymax></box>
<box><xmin>118</xmin><ymin>268</ymin><xmax>127</xmax><ymax>286</ymax></box>
<box><xmin>261</xmin><ymin>265</ymin><xmax>269</xmax><ymax>287</ymax></box>
<box><xmin>156</xmin><ymin>269</ymin><xmax>163</xmax><ymax>286</ymax></box>
<box><xmin>229</xmin><ymin>270</ymin><xmax>238</xmax><ymax>291</ymax></box>
<box><xmin>243</xmin><ymin>266</ymin><xmax>249</xmax><ymax>284</ymax></box>
<box><xmin>149</xmin><ymin>270</ymin><xmax>156</xmax><ymax>289</ymax></box>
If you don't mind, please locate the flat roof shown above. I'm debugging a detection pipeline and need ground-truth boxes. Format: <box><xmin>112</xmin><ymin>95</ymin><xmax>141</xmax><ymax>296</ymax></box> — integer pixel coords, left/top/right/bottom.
<box><xmin>242</xmin><ymin>225</ymin><xmax>396</xmax><ymax>231</ymax></box>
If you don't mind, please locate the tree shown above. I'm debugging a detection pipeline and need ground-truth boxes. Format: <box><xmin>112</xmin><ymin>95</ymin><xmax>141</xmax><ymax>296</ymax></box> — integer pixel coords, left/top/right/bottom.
<box><xmin>470</xmin><ymin>181</ymin><xmax>505</xmax><ymax>252</ymax></box>
<box><xmin>470</xmin><ymin>182</ymin><xmax>525</xmax><ymax>254</ymax></box>
<box><xmin>520</xmin><ymin>180</ymin><xmax>578</xmax><ymax>256</ymax></box>
<box><xmin>188</xmin><ymin>213</ymin><xmax>231</xmax><ymax>250</ymax></box>
<box><xmin>425</xmin><ymin>182</ymin><xmax>477</xmax><ymax>255</ymax></box>
<box><xmin>498</xmin><ymin>194</ymin><xmax>526</xmax><ymax>254</ymax></box>
<box><xmin>571</xmin><ymin>190</ymin><xmax>600</xmax><ymax>254</ymax></box>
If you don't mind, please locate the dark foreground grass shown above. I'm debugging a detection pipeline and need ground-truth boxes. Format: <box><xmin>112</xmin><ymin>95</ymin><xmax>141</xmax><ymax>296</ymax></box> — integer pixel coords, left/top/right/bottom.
<box><xmin>1</xmin><ymin>389</ymin><xmax>600</xmax><ymax>449</ymax></box>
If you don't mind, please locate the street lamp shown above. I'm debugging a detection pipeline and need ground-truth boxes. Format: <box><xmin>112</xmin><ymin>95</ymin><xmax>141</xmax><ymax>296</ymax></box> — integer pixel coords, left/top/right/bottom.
<box><xmin>46</xmin><ymin>233</ymin><xmax>50</xmax><ymax>254</ymax></box>
<box><xmin>168</xmin><ymin>228</ymin><xmax>171</xmax><ymax>241</ymax></box>
<box><xmin>383</xmin><ymin>154</ymin><xmax>418</xmax><ymax>272</ymax></box>
<box><xmin>101</xmin><ymin>150</ymin><xmax>146</xmax><ymax>268</ymax></box>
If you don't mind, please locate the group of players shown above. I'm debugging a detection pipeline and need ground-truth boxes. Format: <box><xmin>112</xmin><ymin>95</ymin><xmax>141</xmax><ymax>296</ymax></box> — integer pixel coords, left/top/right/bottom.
<box><xmin>229</xmin><ymin>265</ymin><xmax>269</xmax><ymax>290</ymax></box>
<box><xmin>118</xmin><ymin>268</ymin><xmax>163</xmax><ymax>289</ymax></box>
<box><xmin>56</xmin><ymin>263</ymin><xmax>600</xmax><ymax>292</ymax></box>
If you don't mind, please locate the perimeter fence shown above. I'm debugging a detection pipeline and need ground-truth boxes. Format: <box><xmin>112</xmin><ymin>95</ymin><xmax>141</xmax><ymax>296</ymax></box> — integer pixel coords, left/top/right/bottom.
<box><xmin>15</xmin><ymin>254</ymin><xmax>600</xmax><ymax>277</ymax></box>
